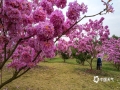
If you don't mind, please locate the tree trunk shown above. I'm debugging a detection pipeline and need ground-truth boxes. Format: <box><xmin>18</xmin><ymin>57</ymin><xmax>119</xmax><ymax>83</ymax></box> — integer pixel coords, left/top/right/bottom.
<box><xmin>90</xmin><ymin>63</ymin><xmax>92</xmax><ymax>70</ymax></box>
<box><xmin>0</xmin><ymin>68</ymin><xmax>30</xmax><ymax>89</ymax></box>
<box><xmin>81</xmin><ymin>61</ymin><xmax>85</xmax><ymax>66</ymax></box>
<box><xmin>0</xmin><ymin>76</ymin><xmax>16</xmax><ymax>89</ymax></box>
<box><xmin>90</xmin><ymin>59</ymin><xmax>93</xmax><ymax>70</ymax></box>
<box><xmin>64</xmin><ymin>59</ymin><xmax>66</xmax><ymax>63</ymax></box>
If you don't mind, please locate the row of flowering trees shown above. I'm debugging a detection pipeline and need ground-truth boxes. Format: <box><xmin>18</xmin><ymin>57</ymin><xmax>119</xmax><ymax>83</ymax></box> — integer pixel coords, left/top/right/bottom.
<box><xmin>57</xmin><ymin>35</ymin><xmax>120</xmax><ymax>70</ymax></box>
<box><xmin>56</xmin><ymin>17</ymin><xmax>110</xmax><ymax>69</ymax></box>
<box><xmin>0</xmin><ymin>0</ymin><xmax>114</xmax><ymax>89</ymax></box>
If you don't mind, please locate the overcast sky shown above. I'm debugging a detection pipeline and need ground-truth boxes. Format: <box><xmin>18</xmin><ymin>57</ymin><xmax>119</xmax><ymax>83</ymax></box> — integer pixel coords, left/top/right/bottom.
<box><xmin>63</xmin><ymin>0</ymin><xmax>120</xmax><ymax>37</ymax></box>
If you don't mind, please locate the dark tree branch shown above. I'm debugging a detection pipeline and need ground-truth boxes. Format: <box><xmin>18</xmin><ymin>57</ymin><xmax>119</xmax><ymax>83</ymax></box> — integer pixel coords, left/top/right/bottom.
<box><xmin>55</xmin><ymin>8</ymin><xmax>107</xmax><ymax>43</ymax></box>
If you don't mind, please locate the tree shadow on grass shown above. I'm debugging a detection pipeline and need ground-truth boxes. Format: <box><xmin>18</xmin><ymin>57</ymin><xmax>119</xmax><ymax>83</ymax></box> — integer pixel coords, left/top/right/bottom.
<box><xmin>102</xmin><ymin>66</ymin><xmax>118</xmax><ymax>72</ymax></box>
<box><xmin>73</xmin><ymin>67</ymin><xmax>113</xmax><ymax>77</ymax></box>
<box><xmin>73</xmin><ymin>60</ymin><xmax>120</xmax><ymax>77</ymax></box>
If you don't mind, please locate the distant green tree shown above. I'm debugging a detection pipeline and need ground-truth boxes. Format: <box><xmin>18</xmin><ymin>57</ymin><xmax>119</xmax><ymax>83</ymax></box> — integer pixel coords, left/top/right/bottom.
<box><xmin>71</xmin><ymin>48</ymin><xmax>91</xmax><ymax>65</ymax></box>
<box><xmin>61</xmin><ymin>52</ymin><xmax>70</xmax><ymax>63</ymax></box>
<box><xmin>112</xmin><ymin>34</ymin><xmax>119</xmax><ymax>39</ymax></box>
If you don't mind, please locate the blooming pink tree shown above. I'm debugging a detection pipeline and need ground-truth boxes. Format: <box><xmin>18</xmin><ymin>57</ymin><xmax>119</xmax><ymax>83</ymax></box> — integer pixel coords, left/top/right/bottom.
<box><xmin>56</xmin><ymin>39</ymin><xmax>71</xmax><ymax>62</ymax></box>
<box><xmin>102</xmin><ymin>38</ymin><xmax>120</xmax><ymax>70</ymax></box>
<box><xmin>67</xmin><ymin>17</ymin><xmax>110</xmax><ymax>69</ymax></box>
<box><xmin>0</xmin><ymin>0</ymin><xmax>114</xmax><ymax>88</ymax></box>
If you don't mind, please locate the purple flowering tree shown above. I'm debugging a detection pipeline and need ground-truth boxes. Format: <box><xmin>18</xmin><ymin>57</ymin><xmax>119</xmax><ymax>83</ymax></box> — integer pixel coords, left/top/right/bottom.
<box><xmin>102</xmin><ymin>38</ymin><xmax>120</xmax><ymax>70</ymax></box>
<box><xmin>56</xmin><ymin>39</ymin><xmax>71</xmax><ymax>62</ymax></box>
<box><xmin>0</xmin><ymin>0</ymin><xmax>114</xmax><ymax>88</ymax></box>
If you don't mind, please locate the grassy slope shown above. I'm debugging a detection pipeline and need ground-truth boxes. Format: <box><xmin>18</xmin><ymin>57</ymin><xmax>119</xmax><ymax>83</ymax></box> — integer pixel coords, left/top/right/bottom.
<box><xmin>1</xmin><ymin>56</ymin><xmax>120</xmax><ymax>90</ymax></box>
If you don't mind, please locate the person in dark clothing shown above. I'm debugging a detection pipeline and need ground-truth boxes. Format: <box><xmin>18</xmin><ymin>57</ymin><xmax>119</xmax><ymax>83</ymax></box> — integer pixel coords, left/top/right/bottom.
<box><xmin>97</xmin><ymin>57</ymin><xmax>102</xmax><ymax>70</ymax></box>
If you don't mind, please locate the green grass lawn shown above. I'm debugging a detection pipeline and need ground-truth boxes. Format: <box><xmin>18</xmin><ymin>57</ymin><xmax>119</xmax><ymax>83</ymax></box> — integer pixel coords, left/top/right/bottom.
<box><xmin>1</xmin><ymin>56</ymin><xmax>120</xmax><ymax>90</ymax></box>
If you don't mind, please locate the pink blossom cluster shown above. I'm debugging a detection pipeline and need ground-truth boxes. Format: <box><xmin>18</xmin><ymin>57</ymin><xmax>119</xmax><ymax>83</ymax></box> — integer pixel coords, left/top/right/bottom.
<box><xmin>55</xmin><ymin>0</ymin><xmax>67</xmax><ymax>9</ymax></box>
<box><xmin>101</xmin><ymin>0</ymin><xmax>114</xmax><ymax>13</ymax></box>
<box><xmin>40</xmin><ymin>0</ymin><xmax>54</xmax><ymax>15</ymax></box>
<box><xmin>0</xmin><ymin>0</ymin><xmax>61</xmax><ymax>70</ymax></box>
<box><xmin>50</xmin><ymin>10</ymin><xmax>65</xmax><ymax>36</ymax></box>
<box><xmin>2</xmin><ymin>0</ymin><xmax>33</xmax><ymax>42</ymax></box>
<box><xmin>7</xmin><ymin>39</ymin><xmax>55</xmax><ymax>70</ymax></box>
<box><xmin>8</xmin><ymin>45</ymin><xmax>36</xmax><ymax>70</ymax></box>
<box><xmin>62</xmin><ymin>19</ymin><xmax>75</xmax><ymax>34</ymax></box>
<box><xmin>102</xmin><ymin>38</ymin><xmax>120</xmax><ymax>64</ymax></box>
<box><xmin>28</xmin><ymin>38</ymin><xmax>55</xmax><ymax>58</ymax></box>
<box><xmin>40</xmin><ymin>40</ymin><xmax>55</xmax><ymax>58</ymax></box>
<box><xmin>66</xmin><ymin>1</ymin><xmax>87</xmax><ymax>21</ymax></box>
<box><xmin>36</xmin><ymin>20</ymin><xmax>54</xmax><ymax>40</ymax></box>
<box><xmin>33</xmin><ymin>7</ymin><xmax>46</xmax><ymax>22</ymax></box>
<box><xmin>56</xmin><ymin>39</ymin><xmax>71</xmax><ymax>56</ymax></box>
<box><xmin>47</xmin><ymin>0</ymin><xmax>55</xmax><ymax>5</ymax></box>
<box><xmin>5</xmin><ymin>0</ymin><xmax>32</xmax><ymax>15</ymax></box>
<box><xmin>83</xmin><ymin>17</ymin><xmax>110</xmax><ymax>41</ymax></box>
